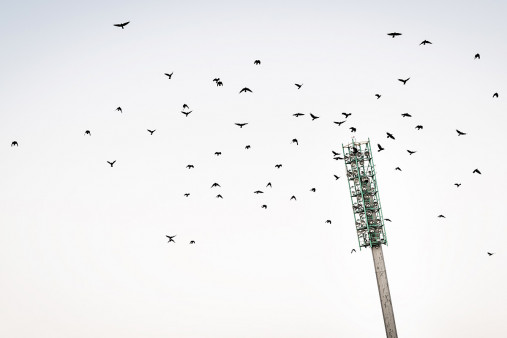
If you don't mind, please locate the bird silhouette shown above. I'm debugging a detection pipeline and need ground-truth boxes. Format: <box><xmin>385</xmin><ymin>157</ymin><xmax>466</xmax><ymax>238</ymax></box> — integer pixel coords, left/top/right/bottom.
<box><xmin>215</xmin><ymin>152</ymin><xmax>222</xmax><ymax>156</ymax></box>
<box><xmin>310</xmin><ymin>188</ymin><xmax>316</xmax><ymax>192</ymax></box>
<box><xmin>384</xmin><ymin>218</ymin><xmax>392</xmax><ymax>222</ymax></box>
<box><xmin>395</xmin><ymin>167</ymin><xmax>402</xmax><ymax>171</ymax></box>
<box><xmin>475</xmin><ymin>53</ymin><xmax>480</xmax><ymax>60</ymax></box>
<box><xmin>116</xmin><ymin>107</ymin><xmax>122</xmax><ymax>113</ymax></box>
<box><xmin>456</xmin><ymin>129</ymin><xmax>466</xmax><ymax>136</ymax></box>
<box><xmin>216</xmin><ymin>194</ymin><xmax>223</xmax><ymax>199</ymax></box>
<box><xmin>386</xmin><ymin>132</ymin><xmax>395</xmax><ymax>140</ymax></box>
<box><xmin>334</xmin><ymin>175</ymin><xmax>340</xmax><ymax>180</ymax></box>
<box><xmin>235</xmin><ymin>123</ymin><xmax>248</xmax><ymax>128</ymax></box>
<box><xmin>398</xmin><ymin>77</ymin><xmax>410</xmax><ymax>85</ymax></box>
<box><xmin>181</xmin><ymin>111</ymin><xmax>192</xmax><ymax>117</ymax></box>
<box><xmin>11</xmin><ymin>141</ymin><xmax>18</xmax><ymax>147</ymax></box>
<box><xmin>239</xmin><ymin>87</ymin><xmax>252</xmax><ymax>93</ymax></box>
<box><xmin>342</xmin><ymin>112</ymin><xmax>351</xmax><ymax>118</ymax></box>
<box><xmin>107</xmin><ymin>160</ymin><xmax>116</xmax><ymax>167</ymax></box>
<box><xmin>147</xmin><ymin>129</ymin><xmax>156</xmax><ymax>135</ymax></box>
<box><xmin>184</xmin><ymin>193</ymin><xmax>190</xmax><ymax>197</ymax></box>
<box><xmin>114</xmin><ymin>21</ymin><xmax>130</xmax><ymax>29</ymax></box>
<box><xmin>378</xmin><ymin>144</ymin><xmax>384</xmax><ymax>152</ymax></box>
<box><xmin>349</xmin><ymin>127</ymin><xmax>357</xmax><ymax>132</ymax></box>
<box><xmin>325</xmin><ymin>220</ymin><xmax>332</xmax><ymax>224</ymax></box>
<box><xmin>183</xmin><ymin>104</ymin><xmax>189</xmax><ymax>110</ymax></box>
<box><xmin>473</xmin><ymin>169</ymin><xmax>481</xmax><ymax>174</ymax></box>
<box><xmin>420</xmin><ymin>40</ymin><xmax>432</xmax><ymax>45</ymax></box>
<box><xmin>186</xmin><ymin>164</ymin><xmax>194</xmax><ymax>169</ymax></box>
<box><xmin>216</xmin><ymin>81</ymin><xmax>223</xmax><ymax>86</ymax></box>
<box><xmin>415</xmin><ymin>125</ymin><xmax>423</xmax><ymax>130</ymax></box>
<box><xmin>334</xmin><ymin>120</ymin><xmax>346</xmax><ymax>126</ymax></box>
<box><xmin>351</xmin><ymin>249</ymin><xmax>356</xmax><ymax>254</ymax></box>
<box><xmin>407</xmin><ymin>150</ymin><xmax>416</xmax><ymax>155</ymax></box>
<box><xmin>275</xmin><ymin>164</ymin><xmax>282</xmax><ymax>169</ymax></box>
<box><xmin>333</xmin><ymin>156</ymin><xmax>344</xmax><ymax>160</ymax></box>
<box><xmin>254</xmin><ymin>190</ymin><xmax>264</xmax><ymax>194</ymax></box>
<box><xmin>211</xmin><ymin>183</ymin><xmax>221</xmax><ymax>188</ymax></box>
<box><xmin>190</xmin><ymin>241</ymin><xmax>195</xmax><ymax>244</ymax></box>
<box><xmin>487</xmin><ymin>252</ymin><xmax>494</xmax><ymax>256</ymax></box>
<box><xmin>401</xmin><ymin>113</ymin><xmax>412</xmax><ymax>117</ymax></box>
<box><xmin>164</xmin><ymin>72</ymin><xmax>173</xmax><ymax>79</ymax></box>
<box><xmin>295</xmin><ymin>83</ymin><xmax>303</xmax><ymax>89</ymax></box>
<box><xmin>213</xmin><ymin>78</ymin><xmax>220</xmax><ymax>82</ymax></box>
<box><xmin>493</xmin><ymin>92</ymin><xmax>499</xmax><ymax>98</ymax></box>
<box><xmin>387</xmin><ymin>32</ymin><xmax>402</xmax><ymax>38</ymax></box>
<box><xmin>261</xmin><ymin>205</ymin><xmax>267</xmax><ymax>209</ymax></box>
<box><xmin>454</xmin><ymin>183</ymin><xmax>461</xmax><ymax>187</ymax></box>
<box><xmin>245</xmin><ymin>145</ymin><xmax>251</xmax><ymax>149</ymax></box>
<box><xmin>292</xmin><ymin>138</ymin><xmax>298</xmax><ymax>145</ymax></box>
<box><xmin>254</xmin><ymin>60</ymin><xmax>261</xmax><ymax>65</ymax></box>
<box><xmin>332</xmin><ymin>151</ymin><xmax>340</xmax><ymax>156</ymax></box>
<box><xmin>310</xmin><ymin>113</ymin><xmax>319</xmax><ymax>120</ymax></box>
<box><xmin>166</xmin><ymin>235</ymin><xmax>176</xmax><ymax>243</ymax></box>
<box><xmin>375</xmin><ymin>94</ymin><xmax>381</xmax><ymax>99</ymax></box>
<box><xmin>84</xmin><ymin>130</ymin><xmax>91</xmax><ymax>136</ymax></box>
<box><xmin>438</xmin><ymin>215</ymin><xmax>446</xmax><ymax>218</ymax></box>
<box><xmin>293</xmin><ymin>113</ymin><xmax>305</xmax><ymax>117</ymax></box>
<box><xmin>290</xmin><ymin>195</ymin><xmax>297</xmax><ymax>201</ymax></box>
<box><xmin>266</xmin><ymin>182</ymin><xmax>272</xmax><ymax>188</ymax></box>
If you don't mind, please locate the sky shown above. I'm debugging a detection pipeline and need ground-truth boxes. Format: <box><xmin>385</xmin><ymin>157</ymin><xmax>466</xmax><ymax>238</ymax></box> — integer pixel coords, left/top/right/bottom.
<box><xmin>1</xmin><ymin>0</ymin><xmax>507</xmax><ymax>337</ymax></box>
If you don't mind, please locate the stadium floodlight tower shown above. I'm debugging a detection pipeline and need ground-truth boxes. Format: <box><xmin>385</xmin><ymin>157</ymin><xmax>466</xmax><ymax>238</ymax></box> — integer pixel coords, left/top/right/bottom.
<box><xmin>342</xmin><ymin>137</ymin><xmax>398</xmax><ymax>338</ymax></box>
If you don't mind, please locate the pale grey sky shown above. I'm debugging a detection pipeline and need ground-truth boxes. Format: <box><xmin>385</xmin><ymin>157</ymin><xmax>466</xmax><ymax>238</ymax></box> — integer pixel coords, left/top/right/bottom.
<box><xmin>1</xmin><ymin>0</ymin><xmax>507</xmax><ymax>337</ymax></box>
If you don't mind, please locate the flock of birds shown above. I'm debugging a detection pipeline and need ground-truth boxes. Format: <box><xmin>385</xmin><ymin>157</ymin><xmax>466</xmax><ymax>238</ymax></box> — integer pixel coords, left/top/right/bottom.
<box><xmin>8</xmin><ymin>24</ymin><xmax>497</xmax><ymax>257</ymax></box>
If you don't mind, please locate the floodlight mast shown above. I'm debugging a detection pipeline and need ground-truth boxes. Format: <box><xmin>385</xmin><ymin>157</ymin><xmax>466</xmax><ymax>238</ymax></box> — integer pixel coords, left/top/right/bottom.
<box><xmin>342</xmin><ymin>137</ymin><xmax>398</xmax><ymax>338</ymax></box>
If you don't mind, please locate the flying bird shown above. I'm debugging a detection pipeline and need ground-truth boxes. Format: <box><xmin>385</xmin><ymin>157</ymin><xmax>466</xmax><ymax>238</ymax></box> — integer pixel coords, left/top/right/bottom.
<box><xmin>107</xmin><ymin>160</ymin><xmax>116</xmax><ymax>167</ymax></box>
<box><xmin>384</xmin><ymin>218</ymin><xmax>392</xmax><ymax>222</ymax></box>
<box><xmin>351</xmin><ymin>249</ymin><xmax>356</xmax><ymax>254</ymax></box>
<box><xmin>438</xmin><ymin>215</ymin><xmax>446</xmax><ymax>218</ymax></box>
<box><xmin>493</xmin><ymin>92</ymin><xmax>499</xmax><ymax>98</ymax></box>
<box><xmin>295</xmin><ymin>83</ymin><xmax>303</xmax><ymax>89</ymax></box>
<box><xmin>387</xmin><ymin>32</ymin><xmax>402</xmax><ymax>38</ymax></box>
<box><xmin>325</xmin><ymin>220</ymin><xmax>332</xmax><ymax>224</ymax></box>
<box><xmin>386</xmin><ymin>132</ymin><xmax>395</xmax><ymax>140</ymax></box>
<box><xmin>184</xmin><ymin>193</ymin><xmax>190</xmax><ymax>197</ymax></box>
<box><xmin>216</xmin><ymin>81</ymin><xmax>223</xmax><ymax>86</ymax></box>
<box><xmin>239</xmin><ymin>87</ymin><xmax>252</xmax><ymax>94</ymax></box>
<box><xmin>473</xmin><ymin>169</ymin><xmax>481</xmax><ymax>174</ymax></box>
<box><xmin>254</xmin><ymin>190</ymin><xmax>264</xmax><ymax>194</ymax></box>
<box><xmin>216</xmin><ymin>194</ymin><xmax>223</xmax><ymax>199</ymax></box>
<box><xmin>310</xmin><ymin>113</ymin><xmax>319</xmax><ymax>120</ymax></box>
<box><xmin>11</xmin><ymin>141</ymin><xmax>18</xmax><ymax>147</ymax></box>
<box><xmin>147</xmin><ymin>129</ymin><xmax>156</xmax><ymax>135</ymax></box>
<box><xmin>275</xmin><ymin>164</ymin><xmax>282</xmax><ymax>169</ymax></box>
<box><xmin>375</xmin><ymin>94</ymin><xmax>381</xmax><ymax>99</ymax></box>
<box><xmin>164</xmin><ymin>72</ymin><xmax>173</xmax><ymax>79</ymax></box>
<box><xmin>165</xmin><ymin>235</ymin><xmax>176</xmax><ymax>243</ymax></box>
<box><xmin>290</xmin><ymin>195</ymin><xmax>297</xmax><ymax>201</ymax></box>
<box><xmin>254</xmin><ymin>60</ymin><xmax>261</xmax><ymax>65</ymax></box>
<box><xmin>407</xmin><ymin>150</ymin><xmax>416</xmax><ymax>155</ymax></box>
<box><xmin>190</xmin><ymin>241</ymin><xmax>195</xmax><ymax>244</ymax></box>
<box><xmin>420</xmin><ymin>40</ymin><xmax>432</xmax><ymax>45</ymax></box>
<box><xmin>293</xmin><ymin>113</ymin><xmax>305</xmax><ymax>117</ymax></box>
<box><xmin>213</xmin><ymin>78</ymin><xmax>220</xmax><ymax>82</ymax></box>
<box><xmin>214</xmin><ymin>152</ymin><xmax>222</xmax><ymax>156</ymax></box>
<box><xmin>186</xmin><ymin>164</ymin><xmax>194</xmax><ymax>169</ymax></box>
<box><xmin>401</xmin><ymin>113</ymin><xmax>412</xmax><ymax>117</ymax></box>
<box><xmin>245</xmin><ymin>145</ymin><xmax>251</xmax><ymax>149</ymax></box>
<box><xmin>378</xmin><ymin>144</ymin><xmax>384</xmax><ymax>152</ymax></box>
<box><xmin>332</xmin><ymin>151</ymin><xmax>341</xmax><ymax>157</ymax></box>
<box><xmin>342</xmin><ymin>112</ymin><xmax>351</xmax><ymax>118</ymax></box>
<box><xmin>292</xmin><ymin>138</ymin><xmax>298</xmax><ymax>145</ymax></box>
<box><xmin>475</xmin><ymin>53</ymin><xmax>480</xmax><ymax>60</ymax></box>
<box><xmin>454</xmin><ymin>183</ymin><xmax>461</xmax><ymax>187</ymax></box>
<box><xmin>310</xmin><ymin>188</ymin><xmax>316</xmax><ymax>192</ymax></box>
<box><xmin>235</xmin><ymin>123</ymin><xmax>248</xmax><ymax>128</ymax></box>
<box><xmin>398</xmin><ymin>77</ymin><xmax>410</xmax><ymax>85</ymax></box>
<box><xmin>211</xmin><ymin>183</ymin><xmax>221</xmax><ymax>188</ymax></box>
<box><xmin>116</xmin><ymin>107</ymin><xmax>122</xmax><ymax>113</ymax></box>
<box><xmin>350</xmin><ymin>127</ymin><xmax>357</xmax><ymax>132</ymax></box>
<box><xmin>114</xmin><ymin>21</ymin><xmax>130</xmax><ymax>29</ymax></box>
<box><xmin>333</xmin><ymin>156</ymin><xmax>344</xmax><ymax>160</ymax></box>
<box><xmin>84</xmin><ymin>130</ymin><xmax>91</xmax><ymax>136</ymax></box>
<box><xmin>181</xmin><ymin>111</ymin><xmax>192</xmax><ymax>117</ymax></box>
<box><xmin>261</xmin><ymin>205</ymin><xmax>267</xmax><ymax>209</ymax></box>
<box><xmin>456</xmin><ymin>129</ymin><xmax>466</xmax><ymax>136</ymax></box>
<box><xmin>415</xmin><ymin>125</ymin><xmax>423</xmax><ymax>130</ymax></box>
<box><xmin>487</xmin><ymin>252</ymin><xmax>494</xmax><ymax>256</ymax></box>
<box><xmin>183</xmin><ymin>104</ymin><xmax>189</xmax><ymax>110</ymax></box>
<box><xmin>395</xmin><ymin>167</ymin><xmax>402</xmax><ymax>171</ymax></box>
<box><xmin>266</xmin><ymin>182</ymin><xmax>272</xmax><ymax>188</ymax></box>
<box><xmin>334</xmin><ymin>175</ymin><xmax>340</xmax><ymax>180</ymax></box>
<box><xmin>334</xmin><ymin>120</ymin><xmax>346</xmax><ymax>126</ymax></box>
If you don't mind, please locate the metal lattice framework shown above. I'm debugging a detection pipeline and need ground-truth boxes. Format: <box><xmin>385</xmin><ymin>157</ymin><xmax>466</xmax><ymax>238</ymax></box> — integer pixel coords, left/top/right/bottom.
<box><xmin>342</xmin><ymin>138</ymin><xmax>388</xmax><ymax>249</ymax></box>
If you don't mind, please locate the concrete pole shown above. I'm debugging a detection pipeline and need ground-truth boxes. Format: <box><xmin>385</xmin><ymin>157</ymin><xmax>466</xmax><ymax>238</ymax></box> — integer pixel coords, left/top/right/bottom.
<box><xmin>372</xmin><ymin>245</ymin><xmax>398</xmax><ymax>338</ymax></box>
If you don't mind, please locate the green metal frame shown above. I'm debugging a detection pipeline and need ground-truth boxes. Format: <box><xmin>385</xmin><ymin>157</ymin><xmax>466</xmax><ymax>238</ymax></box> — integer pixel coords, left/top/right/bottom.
<box><xmin>342</xmin><ymin>138</ymin><xmax>388</xmax><ymax>250</ymax></box>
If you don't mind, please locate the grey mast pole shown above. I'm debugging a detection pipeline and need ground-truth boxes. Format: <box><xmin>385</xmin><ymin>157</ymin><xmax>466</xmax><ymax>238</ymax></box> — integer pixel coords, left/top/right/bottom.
<box><xmin>372</xmin><ymin>245</ymin><xmax>398</xmax><ymax>338</ymax></box>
